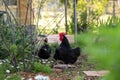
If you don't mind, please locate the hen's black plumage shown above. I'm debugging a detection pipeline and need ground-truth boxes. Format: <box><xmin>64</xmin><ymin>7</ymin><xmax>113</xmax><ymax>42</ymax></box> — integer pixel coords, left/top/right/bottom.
<box><xmin>38</xmin><ymin>38</ymin><xmax>51</xmax><ymax>59</ymax></box>
<box><xmin>54</xmin><ymin>35</ymin><xmax>81</xmax><ymax>64</ymax></box>
<box><xmin>60</xmin><ymin>35</ymin><xmax>71</xmax><ymax>49</ymax></box>
<box><xmin>54</xmin><ymin>47</ymin><xmax>80</xmax><ymax>64</ymax></box>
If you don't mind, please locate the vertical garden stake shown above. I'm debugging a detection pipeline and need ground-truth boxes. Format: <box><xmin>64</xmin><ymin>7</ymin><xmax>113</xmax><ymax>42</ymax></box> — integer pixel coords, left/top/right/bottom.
<box><xmin>73</xmin><ymin>0</ymin><xmax>77</xmax><ymax>44</ymax></box>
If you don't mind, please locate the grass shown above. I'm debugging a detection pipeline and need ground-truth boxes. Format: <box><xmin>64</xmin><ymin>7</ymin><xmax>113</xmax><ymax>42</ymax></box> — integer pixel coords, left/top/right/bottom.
<box><xmin>33</xmin><ymin>62</ymin><xmax>53</xmax><ymax>74</ymax></box>
<box><xmin>7</xmin><ymin>74</ymin><xmax>21</xmax><ymax>80</ymax></box>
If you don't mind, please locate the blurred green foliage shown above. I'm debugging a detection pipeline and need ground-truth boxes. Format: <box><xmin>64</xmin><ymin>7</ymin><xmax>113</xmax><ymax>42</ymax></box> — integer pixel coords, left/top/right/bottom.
<box><xmin>68</xmin><ymin>0</ymin><xmax>109</xmax><ymax>34</ymax></box>
<box><xmin>78</xmin><ymin>16</ymin><xmax>120</xmax><ymax>80</ymax></box>
<box><xmin>77</xmin><ymin>0</ymin><xmax>109</xmax><ymax>32</ymax></box>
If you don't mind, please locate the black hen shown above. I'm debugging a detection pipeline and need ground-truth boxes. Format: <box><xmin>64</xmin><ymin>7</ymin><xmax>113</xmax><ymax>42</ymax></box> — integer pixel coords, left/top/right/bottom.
<box><xmin>54</xmin><ymin>47</ymin><xmax>80</xmax><ymax>64</ymax></box>
<box><xmin>54</xmin><ymin>33</ymin><xmax>81</xmax><ymax>64</ymax></box>
<box><xmin>38</xmin><ymin>38</ymin><xmax>51</xmax><ymax>59</ymax></box>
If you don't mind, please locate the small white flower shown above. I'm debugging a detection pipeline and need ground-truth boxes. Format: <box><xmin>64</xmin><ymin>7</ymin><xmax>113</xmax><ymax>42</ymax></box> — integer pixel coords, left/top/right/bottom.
<box><xmin>50</xmin><ymin>61</ymin><xmax>54</xmax><ymax>63</ymax></box>
<box><xmin>6</xmin><ymin>76</ymin><xmax>10</xmax><ymax>79</ymax></box>
<box><xmin>47</xmin><ymin>61</ymin><xmax>50</xmax><ymax>64</ymax></box>
<box><xmin>6</xmin><ymin>70</ymin><xmax>10</xmax><ymax>73</ymax></box>
<box><xmin>24</xmin><ymin>59</ymin><xmax>29</xmax><ymax>61</ymax></box>
<box><xmin>21</xmin><ymin>77</ymin><xmax>25</xmax><ymax>80</ymax></box>
<box><xmin>19</xmin><ymin>62</ymin><xmax>23</xmax><ymax>64</ymax></box>
<box><xmin>3</xmin><ymin>60</ymin><xmax>6</xmax><ymax>62</ymax></box>
<box><xmin>17</xmin><ymin>66</ymin><xmax>20</xmax><ymax>69</ymax></box>
<box><xmin>5</xmin><ymin>59</ymin><xmax>9</xmax><ymax>63</ymax></box>
<box><xmin>11</xmin><ymin>65</ymin><xmax>14</xmax><ymax>68</ymax></box>
<box><xmin>42</xmin><ymin>61</ymin><xmax>46</xmax><ymax>64</ymax></box>
<box><xmin>28</xmin><ymin>78</ymin><xmax>32</xmax><ymax>80</ymax></box>
<box><xmin>0</xmin><ymin>62</ymin><xmax>3</xmax><ymax>64</ymax></box>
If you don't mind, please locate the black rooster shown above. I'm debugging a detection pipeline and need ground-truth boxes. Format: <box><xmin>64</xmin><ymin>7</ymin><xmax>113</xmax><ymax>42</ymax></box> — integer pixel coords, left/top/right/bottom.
<box><xmin>54</xmin><ymin>32</ymin><xmax>81</xmax><ymax>64</ymax></box>
<box><xmin>38</xmin><ymin>38</ymin><xmax>51</xmax><ymax>59</ymax></box>
<box><xmin>59</xmin><ymin>34</ymin><xmax>71</xmax><ymax>49</ymax></box>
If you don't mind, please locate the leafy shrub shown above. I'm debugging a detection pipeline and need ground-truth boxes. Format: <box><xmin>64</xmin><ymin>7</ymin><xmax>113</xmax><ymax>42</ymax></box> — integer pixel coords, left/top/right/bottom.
<box><xmin>33</xmin><ymin>62</ymin><xmax>53</xmax><ymax>74</ymax></box>
<box><xmin>0</xmin><ymin>46</ymin><xmax>9</xmax><ymax>59</ymax></box>
<box><xmin>0</xmin><ymin>23</ymin><xmax>38</xmax><ymax>72</ymax></box>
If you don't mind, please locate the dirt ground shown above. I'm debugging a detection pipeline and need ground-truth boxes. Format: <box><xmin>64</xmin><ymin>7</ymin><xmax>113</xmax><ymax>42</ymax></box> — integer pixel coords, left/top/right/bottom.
<box><xmin>16</xmin><ymin>53</ymin><xmax>90</xmax><ymax>80</ymax></box>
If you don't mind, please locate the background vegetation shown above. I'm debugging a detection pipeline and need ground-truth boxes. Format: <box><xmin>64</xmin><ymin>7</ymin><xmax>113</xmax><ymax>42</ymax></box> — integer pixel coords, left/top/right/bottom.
<box><xmin>77</xmin><ymin>16</ymin><xmax>120</xmax><ymax>80</ymax></box>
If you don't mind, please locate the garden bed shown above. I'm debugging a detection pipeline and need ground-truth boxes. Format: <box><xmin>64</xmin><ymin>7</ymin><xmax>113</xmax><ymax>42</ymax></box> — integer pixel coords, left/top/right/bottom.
<box><xmin>0</xmin><ymin>52</ymin><xmax>103</xmax><ymax>80</ymax></box>
<box><xmin>4</xmin><ymin>53</ymin><xmax>95</xmax><ymax>80</ymax></box>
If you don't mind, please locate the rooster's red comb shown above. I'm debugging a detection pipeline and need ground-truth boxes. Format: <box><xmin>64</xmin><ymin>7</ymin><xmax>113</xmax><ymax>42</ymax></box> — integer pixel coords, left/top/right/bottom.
<box><xmin>59</xmin><ymin>32</ymin><xmax>66</xmax><ymax>41</ymax></box>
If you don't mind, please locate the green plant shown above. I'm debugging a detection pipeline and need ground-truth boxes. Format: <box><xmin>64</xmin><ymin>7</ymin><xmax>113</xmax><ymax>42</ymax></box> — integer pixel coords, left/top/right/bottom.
<box><xmin>79</xmin><ymin>17</ymin><xmax>120</xmax><ymax>80</ymax></box>
<box><xmin>0</xmin><ymin>64</ymin><xmax>7</xmax><ymax>80</ymax></box>
<box><xmin>68</xmin><ymin>0</ymin><xmax>109</xmax><ymax>33</ymax></box>
<box><xmin>50</xmin><ymin>42</ymin><xmax>59</xmax><ymax>54</ymax></box>
<box><xmin>78</xmin><ymin>75</ymin><xmax>85</xmax><ymax>80</ymax></box>
<box><xmin>0</xmin><ymin>23</ymin><xmax>39</xmax><ymax>72</ymax></box>
<box><xmin>33</xmin><ymin>62</ymin><xmax>53</xmax><ymax>73</ymax></box>
<box><xmin>0</xmin><ymin>62</ymin><xmax>17</xmax><ymax>80</ymax></box>
<box><xmin>0</xmin><ymin>46</ymin><xmax>9</xmax><ymax>59</ymax></box>
<box><xmin>7</xmin><ymin>74</ymin><xmax>21</xmax><ymax>80</ymax></box>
